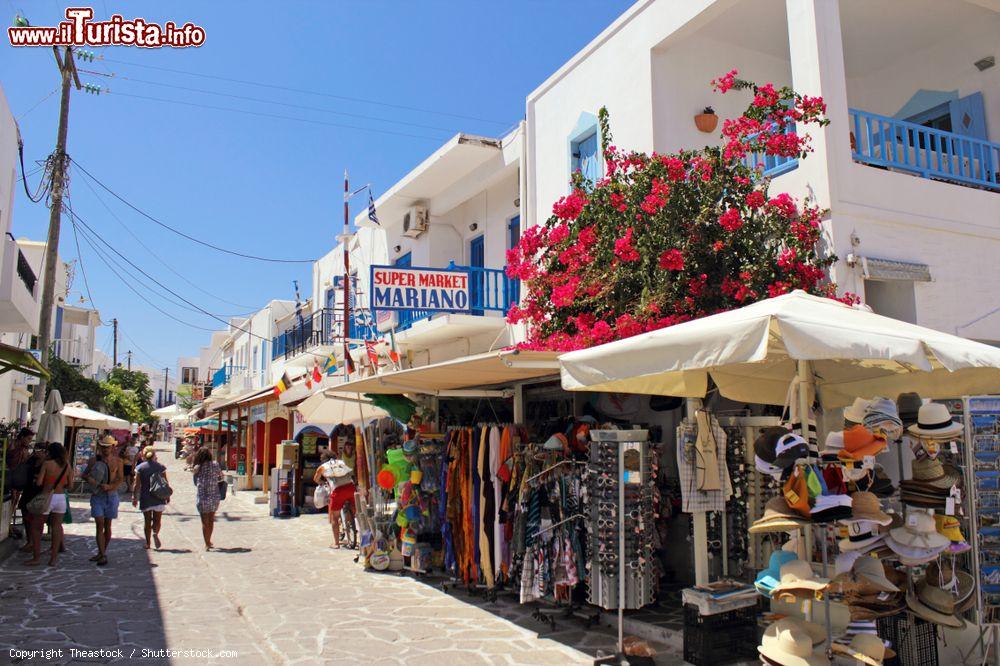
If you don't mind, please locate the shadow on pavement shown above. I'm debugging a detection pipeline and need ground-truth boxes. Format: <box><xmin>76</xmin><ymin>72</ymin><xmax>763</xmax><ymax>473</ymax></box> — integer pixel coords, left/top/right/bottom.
<box><xmin>210</xmin><ymin>547</ymin><xmax>251</xmax><ymax>554</ymax></box>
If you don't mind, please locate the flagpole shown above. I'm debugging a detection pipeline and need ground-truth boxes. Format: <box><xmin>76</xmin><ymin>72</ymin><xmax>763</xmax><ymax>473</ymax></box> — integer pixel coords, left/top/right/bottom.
<box><xmin>343</xmin><ymin>169</ymin><xmax>351</xmax><ymax>381</ymax></box>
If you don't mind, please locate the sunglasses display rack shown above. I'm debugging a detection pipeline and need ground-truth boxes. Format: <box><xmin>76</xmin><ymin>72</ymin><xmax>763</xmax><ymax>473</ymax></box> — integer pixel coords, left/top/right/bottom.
<box><xmin>585</xmin><ymin>430</ymin><xmax>655</xmax><ymax>621</ymax></box>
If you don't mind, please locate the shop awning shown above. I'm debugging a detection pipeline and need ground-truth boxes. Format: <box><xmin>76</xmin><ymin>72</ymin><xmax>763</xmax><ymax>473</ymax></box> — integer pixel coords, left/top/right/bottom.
<box><xmin>296</xmin><ymin>390</ymin><xmax>389</xmax><ymax>425</ymax></box>
<box><xmin>0</xmin><ymin>342</ymin><xmax>48</xmax><ymax>379</ymax></box>
<box><xmin>559</xmin><ymin>290</ymin><xmax>1000</xmax><ymax>408</ymax></box>
<box><xmin>326</xmin><ymin>349</ymin><xmax>561</xmax><ymax>396</ymax></box>
<box><xmin>59</xmin><ymin>402</ymin><xmax>130</xmax><ymax>430</ymax></box>
<box><xmin>209</xmin><ymin>386</ymin><xmax>276</xmax><ymax>413</ymax></box>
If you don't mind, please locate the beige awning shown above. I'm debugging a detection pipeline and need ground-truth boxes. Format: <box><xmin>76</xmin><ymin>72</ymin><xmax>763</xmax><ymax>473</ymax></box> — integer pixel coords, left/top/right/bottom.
<box><xmin>209</xmin><ymin>386</ymin><xmax>276</xmax><ymax>413</ymax></box>
<box><xmin>327</xmin><ymin>349</ymin><xmax>561</xmax><ymax>395</ymax></box>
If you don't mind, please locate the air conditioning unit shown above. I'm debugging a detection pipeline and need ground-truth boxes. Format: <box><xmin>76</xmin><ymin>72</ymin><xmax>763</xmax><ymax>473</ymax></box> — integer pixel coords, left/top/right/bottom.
<box><xmin>402</xmin><ymin>206</ymin><xmax>428</xmax><ymax>238</ymax></box>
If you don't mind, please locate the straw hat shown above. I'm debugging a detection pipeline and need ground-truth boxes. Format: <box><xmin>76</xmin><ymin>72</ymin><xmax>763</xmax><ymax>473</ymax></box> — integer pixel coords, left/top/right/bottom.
<box><xmin>770</xmin><ymin>560</ymin><xmax>830</xmax><ymax>598</ymax></box>
<box><xmin>843</xmin><ymin>492</ymin><xmax>892</xmax><ymax>526</ymax></box>
<box><xmin>758</xmin><ymin>618</ymin><xmax>830</xmax><ymax>666</ymax></box>
<box><xmin>751</xmin><ymin>496</ymin><xmax>808</xmax><ymax>533</ymax></box>
<box><xmin>831</xmin><ymin>633</ymin><xmax>896</xmax><ymax>666</ymax></box>
<box><xmin>848</xmin><ymin>556</ymin><xmax>900</xmax><ymax>593</ymax></box>
<box><xmin>907</xmin><ymin>403</ymin><xmax>963</xmax><ymax>439</ymax></box>
<box><xmin>922</xmin><ymin>560</ymin><xmax>975</xmax><ymax>612</ymax></box>
<box><xmin>838</xmin><ymin>426</ymin><xmax>887</xmax><ymax>462</ymax></box>
<box><xmin>909</xmin><ymin>457</ymin><xmax>961</xmax><ymax>489</ymax></box>
<box><xmin>889</xmin><ymin>512</ymin><xmax>950</xmax><ymax>550</ymax></box>
<box><xmin>838</xmin><ymin>520</ymin><xmax>885</xmax><ymax>552</ymax></box>
<box><xmin>98</xmin><ymin>435</ymin><xmax>117</xmax><ymax>448</ymax></box>
<box><xmin>844</xmin><ymin>398</ymin><xmax>871</xmax><ymax>425</ymax></box>
<box><xmin>906</xmin><ymin>584</ymin><xmax>965</xmax><ymax>628</ymax></box>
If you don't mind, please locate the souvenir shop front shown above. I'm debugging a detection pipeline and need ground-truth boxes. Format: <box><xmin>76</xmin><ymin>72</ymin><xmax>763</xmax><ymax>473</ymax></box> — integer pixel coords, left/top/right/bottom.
<box><xmin>559</xmin><ymin>291</ymin><xmax>1000</xmax><ymax>665</ymax></box>
<box><xmin>323</xmin><ymin>349</ymin><xmax>701</xmax><ymax>643</ymax></box>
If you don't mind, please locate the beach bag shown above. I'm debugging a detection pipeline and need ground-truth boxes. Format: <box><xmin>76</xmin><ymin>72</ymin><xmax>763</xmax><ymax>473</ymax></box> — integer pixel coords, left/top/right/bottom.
<box><xmin>27</xmin><ymin>465</ymin><xmax>66</xmax><ymax>515</ymax></box>
<box><xmin>314</xmin><ymin>483</ymin><xmax>330</xmax><ymax>509</ymax></box>
<box><xmin>149</xmin><ymin>471</ymin><xmax>173</xmax><ymax>501</ymax></box>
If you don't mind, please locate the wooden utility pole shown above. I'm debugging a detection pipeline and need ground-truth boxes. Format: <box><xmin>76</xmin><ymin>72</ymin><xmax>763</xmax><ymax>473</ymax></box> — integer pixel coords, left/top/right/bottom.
<box><xmin>112</xmin><ymin>318</ymin><xmax>118</xmax><ymax>366</ymax></box>
<box><xmin>31</xmin><ymin>46</ymin><xmax>81</xmax><ymax>431</ymax></box>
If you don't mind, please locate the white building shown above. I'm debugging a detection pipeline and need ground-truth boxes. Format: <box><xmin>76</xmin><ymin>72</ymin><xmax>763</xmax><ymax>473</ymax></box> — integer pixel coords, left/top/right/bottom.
<box><xmin>212</xmin><ymin>300</ymin><xmax>296</xmax><ymax>397</ymax></box>
<box><xmin>526</xmin><ymin>0</ymin><xmax>1000</xmax><ymax>344</ymax></box>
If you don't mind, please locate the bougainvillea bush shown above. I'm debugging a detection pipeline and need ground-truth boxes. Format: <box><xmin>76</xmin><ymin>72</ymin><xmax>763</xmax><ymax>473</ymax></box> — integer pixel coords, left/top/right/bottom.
<box><xmin>507</xmin><ymin>70</ymin><xmax>850</xmax><ymax>352</ymax></box>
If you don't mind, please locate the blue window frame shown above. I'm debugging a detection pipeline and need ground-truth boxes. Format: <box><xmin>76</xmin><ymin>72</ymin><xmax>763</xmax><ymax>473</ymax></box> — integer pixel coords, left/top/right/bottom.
<box><xmin>469</xmin><ymin>236</ymin><xmax>485</xmax><ymax>315</ymax></box>
<box><xmin>394</xmin><ymin>252</ymin><xmax>412</xmax><ymax>268</ymax></box>
<box><xmin>507</xmin><ymin>216</ymin><xmax>521</xmax><ymax>305</ymax></box>
<box><xmin>568</xmin><ymin>111</ymin><xmax>601</xmax><ymax>188</ymax></box>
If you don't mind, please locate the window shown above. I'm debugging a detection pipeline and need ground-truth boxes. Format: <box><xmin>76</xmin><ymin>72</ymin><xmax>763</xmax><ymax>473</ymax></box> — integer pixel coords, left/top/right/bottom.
<box><xmin>864</xmin><ymin>280</ymin><xmax>917</xmax><ymax>324</ymax></box>
<box><xmin>508</xmin><ymin>216</ymin><xmax>520</xmax><ymax>250</ymax></box>
<box><xmin>568</xmin><ymin>111</ymin><xmax>601</xmax><ymax>188</ymax></box>
<box><xmin>181</xmin><ymin>367</ymin><xmax>198</xmax><ymax>384</ymax></box>
<box><xmin>394</xmin><ymin>252</ymin><xmax>412</xmax><ymax>268</ymax></box>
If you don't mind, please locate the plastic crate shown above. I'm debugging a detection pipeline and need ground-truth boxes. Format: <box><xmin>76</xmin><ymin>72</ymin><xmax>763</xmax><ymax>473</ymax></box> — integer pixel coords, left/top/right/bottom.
<box><xmin>683</xmin><ymin>622</ymin><xmax>757</xmax><ymax>666</ymax></box>
<box><xmin>683</xmin><ymin>602</ymin><xmax>757</xmax><ymax>628</ymax></box>
<box><xmin>877</xmin><ymin>613</ymin><xmax>938</xmax><ymax>666</ymax></box>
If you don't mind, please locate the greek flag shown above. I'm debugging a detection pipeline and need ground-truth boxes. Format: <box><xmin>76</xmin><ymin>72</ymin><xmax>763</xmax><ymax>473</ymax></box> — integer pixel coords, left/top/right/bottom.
<box><xmin>368</xmin><ymin>190</ymin><xmax>379</xmax><ymax>226</ymax></box>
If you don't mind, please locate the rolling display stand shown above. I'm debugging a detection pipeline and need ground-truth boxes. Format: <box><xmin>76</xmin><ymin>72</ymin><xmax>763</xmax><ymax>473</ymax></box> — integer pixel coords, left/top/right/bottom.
<box><xmin>589</xmin><ymin>429</ymin><xmax>654</xmax><ymax>666</ymax></box>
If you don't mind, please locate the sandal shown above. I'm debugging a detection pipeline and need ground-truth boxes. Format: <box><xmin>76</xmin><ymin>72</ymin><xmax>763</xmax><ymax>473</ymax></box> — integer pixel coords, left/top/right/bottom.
<box><xmin>96</xmin><ymin>556</ymin><xmax>108</xmax><ymax>566</ymax></box>
<box><xmin>89</xmin><ymin>554</ymin><xmax>102</xmax><ymax>562</ymax></box>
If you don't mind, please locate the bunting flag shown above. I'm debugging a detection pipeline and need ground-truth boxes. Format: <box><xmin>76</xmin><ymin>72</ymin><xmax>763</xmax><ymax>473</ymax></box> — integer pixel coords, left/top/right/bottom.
<box><xmin>311</xmin><ymin>359</ymin><xmax>323</xmax><ymax>384</ymax></box>
<box><xmin>344</xmin><ymin>343</ymin><xmax>356</xmax><ymax>376</ymax></box>
<box><xmin>274</xmin><ymin>371</ymin><xmax>292</xmax><ymax>397</ymax></box>
<box><xmin>322</xmin><ymin>351</ymin><xmax>338</xmax><ymax>375</ymax></box>
<box><xmin>364</xmin><ymin>340</ymin><xmax>380</xmax><ymax>369</ymax></box>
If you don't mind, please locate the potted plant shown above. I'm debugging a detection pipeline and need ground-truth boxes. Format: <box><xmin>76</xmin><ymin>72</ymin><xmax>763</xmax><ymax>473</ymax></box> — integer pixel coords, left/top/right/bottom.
<box><xmin>694</xmin><ymin>106</ymin><xmax>718</xmax><ymax>133</ymax></box>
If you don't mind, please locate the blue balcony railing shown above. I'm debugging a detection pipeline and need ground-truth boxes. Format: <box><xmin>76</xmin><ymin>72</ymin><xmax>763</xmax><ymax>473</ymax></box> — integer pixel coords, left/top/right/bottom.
<box><xmin>212</xmin><ymin>365</ymin><xmax>243</xmax><ymax>388</ymax></box>
<box><xmin>740</xmin><ymin>126</ymin><xmax>799</xmax><ymax>178</ymax></box>
<box><xmin>849</xmin><ymin>108</ymin><xmax>999</xmax><ymax>191</ymax></box>
<box><xmin>271</xmin><ymin>308</ymin><xmax>378</xmax><ymax>361</ymax></box>
<box><xmin>394</xmin><ymin>264</ymin><xmax>519</xmax><ymax>333</ymax></box>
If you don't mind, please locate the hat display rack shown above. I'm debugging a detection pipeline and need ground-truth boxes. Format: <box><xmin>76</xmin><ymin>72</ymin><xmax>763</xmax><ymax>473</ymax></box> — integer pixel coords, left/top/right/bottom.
<box><xmin>748</xmin><ymin>393</ymin><xmax>979</xmax><ymax>666</ymax></box>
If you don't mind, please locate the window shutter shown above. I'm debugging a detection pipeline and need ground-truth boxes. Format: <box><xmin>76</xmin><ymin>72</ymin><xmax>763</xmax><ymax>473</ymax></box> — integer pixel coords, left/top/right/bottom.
<box><xmin>949</xmin><ymin>92</ymin><xmax>988</xmax><ymax>141</ymax></box>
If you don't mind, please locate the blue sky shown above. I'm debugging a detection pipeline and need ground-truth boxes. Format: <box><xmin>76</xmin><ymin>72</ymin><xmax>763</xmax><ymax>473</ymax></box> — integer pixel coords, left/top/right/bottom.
<box><xmin>1</xmin><ymin>0</ymin><xmax>633</xmax><ymax>371</ymax></box>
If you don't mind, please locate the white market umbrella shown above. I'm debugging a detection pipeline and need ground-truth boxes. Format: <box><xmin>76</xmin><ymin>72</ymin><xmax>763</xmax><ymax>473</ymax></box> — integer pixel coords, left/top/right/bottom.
<box><xmin>36</xmin><ymin>389</ymin><xmax>65</xmax><ymax>443</ymax></box>
<box><xmin>151</xmin><ymin>404</ymin><xmax>183</xmax><ymax>418</ymax></box>
<box><xmin>60</xmin><ymin>401</ymin><xmax>131</xmax><ymax>430</ymax></box>
<box><xmin>559</xmin><ymin>290</ymin><xmax>1000</xmax><ymax>408</ymax></box>
<box><xmin>297</xmin><ymin>390</ymin><xmax>388</xmax><ymax>425</ymax></box>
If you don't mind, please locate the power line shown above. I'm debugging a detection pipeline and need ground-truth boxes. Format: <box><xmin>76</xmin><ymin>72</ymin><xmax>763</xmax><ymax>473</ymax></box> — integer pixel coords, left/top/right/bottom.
<box><xmin>64</xmin><ymin>190</ymin><xmax>98</xmax><ymax>310</ymax></box>
<box><xmin>75</xmin><ymin>170</ymin><xmax>259</xmax><ymax>310</ymax></box>
<box><xmin>70</xmin><ymin>158</ymin><xmax>318</xmax><ymax>264</ymax></box>
<box><xmin>16</xmin><ymin>87</ymin><xmax>59</xmax><ymax>121</ymax></box>
<box><xmin>108</xmin><ymin>90</ymin><xmax>449</xmax><ymax>143</ymax></box>
<box><xmin>120</xmin><ymin>329</ymin><xmax>167</xmax><ymax>368</ymax></box>
<box><xmin>68</xmin><ymin>213</ymin><xmax>221</xmax><ymax>333</ymax></box>
<box><xmin>115</xmin><ymin>75</ymin><xmax>463</xmax><ymax>135</ymax></box>
<box><xmin>104</xmin><ymin>57</ymin><xmax>509</xmax><ymax>127</ymax></box>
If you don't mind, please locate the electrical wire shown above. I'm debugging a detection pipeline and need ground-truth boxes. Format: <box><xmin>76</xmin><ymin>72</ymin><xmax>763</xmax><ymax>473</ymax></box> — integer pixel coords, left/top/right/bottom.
<box><xmin>103</xmin><ymin>57</ymin><xmax>509</xmax><ymax>127</ymax></box>
<box><xmin>69</xmin><ymin>214</ymin><xmax>221</xmax><ymax>333</ymax></box>
<box><xmin>76</xmin><ymin>171</ymin><xmax>259</xmax><ymax>310</ymax></box>
<box><xmin>70</xmin><ymin>158</ymin><xmax>318</xmax><ymax>264</ymax></box>
<box><xmin>15</xmin><ymin>87</ymin><xmax>59</xmax><ymax>121</ymax></box>
<box><xmin>64</xmin><ymin>190</ymin><xmax>98</xmax><ymax>311</ymax></box>
<box><xmin>120</xmin><ymin>329</ymin><xmax>167</xmax><ymax>368</ymax></box>
<box><xmin>108</xmin><ymin>91</ymin><xmax>449</xmax><ymax>143</ymax></box>
<box><xmin>115</xmin><ymin>75</ymin><xmax>463</xmax><ymax>135</ymax></box>
<box><xmin>17</xmin><ymin>141</ymin><xmax>50</xmax><ymax>203</ymax></box>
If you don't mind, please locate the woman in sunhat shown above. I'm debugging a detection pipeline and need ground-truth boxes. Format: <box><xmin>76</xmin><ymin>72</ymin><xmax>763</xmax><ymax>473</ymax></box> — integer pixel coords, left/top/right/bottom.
<box><xmin>83</xmin><ymin>435</ymin><xmax>124</xmax><ymax>566</ymax></box>
<box><xmin>313</xmin><ymin>450</ymin><xmax>356</xmax><ymax>549</ymax></box>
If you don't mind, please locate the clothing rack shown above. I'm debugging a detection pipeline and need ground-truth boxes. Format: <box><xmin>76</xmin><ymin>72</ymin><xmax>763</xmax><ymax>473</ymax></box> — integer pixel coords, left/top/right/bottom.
<box><xmin>524</xmin><ymin>459</ymin><xmax>585</xmax><ymax>485</ymax></box>
<box><xmin>533</xmin><ymin>513</ymin><xmax>585</xmax><ymax>538</ymax></box>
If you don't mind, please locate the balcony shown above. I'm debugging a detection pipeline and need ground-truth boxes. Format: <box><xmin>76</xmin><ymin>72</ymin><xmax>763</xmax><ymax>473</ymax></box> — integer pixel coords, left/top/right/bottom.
<box><xmin>849</xmin><ymin>108</ymin><xmax>999</xmax><ymax>192</ymax></box>
<box><xmin>212</xmin><ymin>365</ymin><xmax>245</xmax><ymax>389</ymax></box>
<box><xmin>740</xmin><ymin>127</ymin><xmax>799</xmax><ymax>179</ymax></box>
<box><xmin>52</xmin><ymin>338</ymin><xmax>91</xmax><ymax>368</ymax></box>
<box><xmin>395</xmin><ymin>265</ymin><xmax>519</xmax><ymax>333</ymax></box>
<box><xmin>0</xmin><ymin>236</ymin><xmax>40</xmax><ymax>334</ymax></box>
<box><xmin>271</xmin><ymin>308</ymin><xmax>378</xmax><ymax>363</ymax></box>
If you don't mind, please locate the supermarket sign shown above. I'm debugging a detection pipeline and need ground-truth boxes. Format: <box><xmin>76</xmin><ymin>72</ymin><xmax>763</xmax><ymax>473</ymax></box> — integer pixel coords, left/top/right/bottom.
<box><xmin>370</xmin><ymin>265</ymin><xmax>471</xmax><ymax>313</ymax></box>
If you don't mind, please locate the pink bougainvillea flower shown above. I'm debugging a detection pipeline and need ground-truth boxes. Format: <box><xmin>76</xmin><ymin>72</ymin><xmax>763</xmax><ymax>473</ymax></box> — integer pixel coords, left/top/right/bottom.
<box><xmin>613</xmin><ymin>228</ymin><xmax>641</xmax><ymax>262</ymax></box>
<box><xmin>658</xmin><ymin>248</ymin><xmax>684</xmax><ymax>271</ymax></box>
<box><xmin>711</xmin><ymin>69</ymin><xmax>739</xmax><ymax>94</ymax></box>
<box><xmin>718</xmin><ymin>208</ymin><xmax>744</xmax><ymax>232</ymax></box>
<box><xmin>552</xmin><ymin>190</ymin><xmax>589</xmax><ymax>220</ymax></box>
<box><xmin>746</xmin><ymin>190</ymin><xmax>765</xmax><ymax>209</ymax></box>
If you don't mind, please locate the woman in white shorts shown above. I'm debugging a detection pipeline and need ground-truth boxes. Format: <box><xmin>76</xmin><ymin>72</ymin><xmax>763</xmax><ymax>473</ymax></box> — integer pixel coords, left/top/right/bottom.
<box><xmin>26</xmin><ymin>442</ymin><xmax>73</xmax><ymax>567</ymax></box>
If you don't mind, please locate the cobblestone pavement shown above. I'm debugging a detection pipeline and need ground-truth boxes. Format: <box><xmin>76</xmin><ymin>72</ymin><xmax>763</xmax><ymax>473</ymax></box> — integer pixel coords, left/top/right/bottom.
<box><xmin>0</xmin><ymin>443</ymin><xmax>682</xmax><ymax>665</ymax></box>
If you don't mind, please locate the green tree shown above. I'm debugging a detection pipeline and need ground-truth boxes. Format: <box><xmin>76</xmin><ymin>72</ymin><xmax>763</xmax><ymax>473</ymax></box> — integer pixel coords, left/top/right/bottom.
<box><xmin>45</xmin><ymin>354</ymin><xmax>105</xmax><ymax>410</ymax></box>
<box><xmin>100</xmin><ymin>381</ymin><xmax>146</xmax><ymax>424</ymax></box>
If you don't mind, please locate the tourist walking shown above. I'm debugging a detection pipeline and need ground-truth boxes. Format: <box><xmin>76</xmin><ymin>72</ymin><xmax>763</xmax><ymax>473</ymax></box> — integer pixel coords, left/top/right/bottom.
<box><xmin>313</xmin><ymin>451</ymin><xmax>356</xmax><ymax>549</ymax></box>
<box><xmin>191</xmin><ymin>448</ymin><xmax>223</xmax><ymax>551</ymax></box>
<box><xmin>24</xmin><ymin>443</ymin><xmax>73</xmax><ymax>567</ymax></box>
<box><xmin>123</xmin><ymin>434</ymin><xmax>140</xmax><ymax>491</ymax></box>
<box><xmin>133</xmin><ymin>446</ymin><xmax>170</xmax><ymax>549</ymax></box>
<box><xmin>83</xmin><ymin>436</ymin><xmax>124</xmax><ymax>566</ymax></box>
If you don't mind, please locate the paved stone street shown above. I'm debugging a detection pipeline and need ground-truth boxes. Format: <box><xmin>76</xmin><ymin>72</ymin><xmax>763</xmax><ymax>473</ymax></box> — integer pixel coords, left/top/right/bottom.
<box><xmin>0</xmin><ymin>444</ymin><xmax>681</xmax><ymax>665</ymax></box>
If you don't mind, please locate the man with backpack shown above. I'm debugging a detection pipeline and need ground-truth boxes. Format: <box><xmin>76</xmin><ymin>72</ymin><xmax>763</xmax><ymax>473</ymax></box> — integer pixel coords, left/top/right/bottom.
<box><xmin>133</xmin><ymin>446</ymin><xmax>171</xmax><ymax>550</ymax></box>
